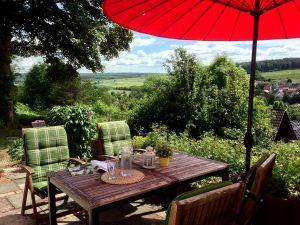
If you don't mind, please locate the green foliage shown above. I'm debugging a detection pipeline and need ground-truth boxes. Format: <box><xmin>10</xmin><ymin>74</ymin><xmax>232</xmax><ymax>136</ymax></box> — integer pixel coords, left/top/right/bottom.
<box><xmin>15</xmin><ymin>102</ymin><xmax>44</xmax><ymax>126</ymax></box>
<box><xmin>7</xmin><ymin>138</ymin><xmax>24</xmax><ymax>161</ymax></box>
<box><xmin>22</xmin><ymin>62</ymin><xmax>81</xmax><ymax>109</ymax></box>
<box><xmin>0</xmin><ymin>0</ymin><xmax>133</xmax><ymax>126</ymax></box>
<box><xmin>133</xmin><ymin>126</ymin><xmax>300</xmax><ymax>197</ymax></box>
<box><xmin>273</xmin><ymin>100</ymin><xmax>288</xmax><ymax>110</ymax></box>
<box><xmin>252</xmin><ymin>97</ymin><xmax>275</xmax><ymax>148</ymax></box>
<box><xmin>22</xmin><ymin>64</ymin><xmax>48</xmax><ymax>110</ymax></box>
<box><xmin>288</xmin><ymin>105</ymin><xmax>300</xmax><ymax>120</ymax></box>
<box><xmin>267</xmin><ymin>141</ymin><xmax>300</xmax><ymax>197</ymax></box>
<box><xmin>132</xmin><ymin>127</ymin><xmax>244</xmax><ymax>180</ymax></box>
<box><xmin>155</xmin><ymin>142</ymin><xmax>173</xmax><ymax>158</ymax></box>
<box><xmin>46</xmin><ymin>105</ymin><xmax>96</xmax><ymax>160</ymax></box>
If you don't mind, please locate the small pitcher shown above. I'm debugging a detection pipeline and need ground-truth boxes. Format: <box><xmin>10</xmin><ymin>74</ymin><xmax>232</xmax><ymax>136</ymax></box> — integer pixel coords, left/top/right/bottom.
<box><xmin>120</xmin><ymin>146</ymin><xmax>133</xmax><ymax>176</ymax></box>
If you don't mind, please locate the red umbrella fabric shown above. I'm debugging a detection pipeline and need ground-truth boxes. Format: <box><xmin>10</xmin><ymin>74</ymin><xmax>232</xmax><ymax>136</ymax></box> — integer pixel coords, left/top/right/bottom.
<box><xmin>103</xmin><ymin>0</ymin><xmax>300</xmax><ymax>172</ymax></box>
<box><xmin>103</xmin><ymin>0</ymin><xmax>300</xmax><ymax>41</ymax></box>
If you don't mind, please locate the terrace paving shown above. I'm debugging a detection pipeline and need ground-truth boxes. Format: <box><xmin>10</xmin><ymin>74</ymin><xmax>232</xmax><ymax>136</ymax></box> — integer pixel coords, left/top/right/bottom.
<box><xmin>0</xmin><ymin>167</ymin><xmax>166</xmax><ymax>225</ymax></box>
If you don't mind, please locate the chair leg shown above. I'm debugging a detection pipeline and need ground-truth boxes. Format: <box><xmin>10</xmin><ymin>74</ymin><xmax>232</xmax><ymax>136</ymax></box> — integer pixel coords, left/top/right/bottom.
<box><xmin>63</xmin><ymin>195</ymin><xmax>69</xmax><ymax>204</ymax></box>
<box><xmin>30</xmin><ymin>192</ymin><xmax>39</xmax><ymax>225</ymax></box>
<box><xmin>21</xmin><ymin>177</ymin><xmax>29</xmax><ymax>215</ymax></box>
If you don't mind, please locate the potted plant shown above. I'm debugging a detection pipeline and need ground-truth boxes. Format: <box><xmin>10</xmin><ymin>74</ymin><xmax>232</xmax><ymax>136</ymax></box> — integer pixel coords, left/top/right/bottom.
<box><xmin>155</xmin><ymin>142</ymin><xmax>173</xmax><ymax>167</ymax></box>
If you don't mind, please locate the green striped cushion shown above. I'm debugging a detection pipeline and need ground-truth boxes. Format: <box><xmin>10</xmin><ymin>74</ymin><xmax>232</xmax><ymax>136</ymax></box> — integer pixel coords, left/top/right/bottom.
<box><xmin>98</xmin><ymin>121</ymin><xmax>132</xmax><ymax>155</ymax></box>
<box><xmin>24</xmin><ymin>126</ymin><xmax>70</xmax><ymax>189</ymax></box>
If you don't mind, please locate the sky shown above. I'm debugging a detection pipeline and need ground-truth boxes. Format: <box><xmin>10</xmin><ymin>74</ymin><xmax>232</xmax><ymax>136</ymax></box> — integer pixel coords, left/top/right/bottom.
<box><xmin>15</xmin><ymin>31</ymin><xmax>300</xmax><ymax>74</ymax></box>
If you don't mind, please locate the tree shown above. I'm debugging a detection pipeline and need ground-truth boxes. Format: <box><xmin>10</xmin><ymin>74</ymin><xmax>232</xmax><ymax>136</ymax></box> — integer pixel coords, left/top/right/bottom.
<box><xmin>0</xmin><ymin>1</ymin><xmax>133</xmax><ymax>127</ymax></box>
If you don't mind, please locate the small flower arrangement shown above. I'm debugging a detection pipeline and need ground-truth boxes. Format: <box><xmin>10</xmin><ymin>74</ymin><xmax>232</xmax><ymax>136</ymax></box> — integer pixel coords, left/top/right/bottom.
<box><xmin>155</xmin><ymin>142</ymin><xmax>173</xmax><ymax>158</ymax></box>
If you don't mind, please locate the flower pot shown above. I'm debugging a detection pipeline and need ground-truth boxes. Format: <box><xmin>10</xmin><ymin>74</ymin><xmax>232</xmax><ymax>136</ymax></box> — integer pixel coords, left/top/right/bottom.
<box><xmin>159</xmin><ymin>157</ymin><xmax>170</xmax><ymax>167</ymax></box>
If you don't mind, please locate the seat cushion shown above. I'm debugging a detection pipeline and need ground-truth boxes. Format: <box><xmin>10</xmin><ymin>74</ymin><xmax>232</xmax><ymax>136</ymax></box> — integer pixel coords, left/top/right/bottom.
<box><xmin>24</xmin><ymin>126</ymin><xmax>70</xmax><ymax>185</ymax></box>
<box><xmin>98</xmin><ymin>121</ymin><xmax>132</xmax><ymax>155</ymax></box>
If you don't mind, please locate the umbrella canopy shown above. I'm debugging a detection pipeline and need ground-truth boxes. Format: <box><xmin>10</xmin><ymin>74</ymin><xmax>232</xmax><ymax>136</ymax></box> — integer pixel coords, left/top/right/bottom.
<box><xmin>103</xmin><ymin>0</ymin><xmax>300</xmax><ymax>172</ymax></box>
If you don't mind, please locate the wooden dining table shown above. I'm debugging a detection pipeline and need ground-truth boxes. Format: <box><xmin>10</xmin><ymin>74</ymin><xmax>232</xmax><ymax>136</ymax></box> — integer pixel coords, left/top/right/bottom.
<box><xmin>48</xmin><ymin>152</ymin><xmax>229</xmax><ymax>225</ymax></box>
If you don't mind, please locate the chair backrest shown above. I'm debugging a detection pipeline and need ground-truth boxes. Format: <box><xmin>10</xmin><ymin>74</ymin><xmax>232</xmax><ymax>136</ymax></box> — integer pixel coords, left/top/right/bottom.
<box><xmin>31</xmin><ymin>120</ymin><xmax>46</xmax><ymax>128</ymax></box>
<box><xmin>167</xmin><ymin>182</ymin><xmax>245</xmax><ymax>225</ymax></box>
<box><xmin>97</xmin><ymin>121</ymin><xmax>133</xmax><ymax>156</ymax></box>
<box><xmin>23</xmin><ymin>126</ymin><xmax>70</xmax><ymax>185</ymax></box>
<box><xmin>237</xmin><ymin>153</ymin><xmax>276</xmax><ymax>225</ymax></box>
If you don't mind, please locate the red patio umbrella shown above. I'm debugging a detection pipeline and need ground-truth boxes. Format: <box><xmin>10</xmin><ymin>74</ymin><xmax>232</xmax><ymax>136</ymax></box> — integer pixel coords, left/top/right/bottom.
<box><xmin>102</xmin><ymin>0</ymin><xmax>300</xmax><ymax>173</ymax></box>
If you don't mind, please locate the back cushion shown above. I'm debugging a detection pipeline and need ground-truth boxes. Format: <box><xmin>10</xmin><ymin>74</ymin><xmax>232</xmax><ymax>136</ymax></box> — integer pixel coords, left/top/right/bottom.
<box><xmin>98</xmin><ymin>121</ymin><xmax>132</xmax><ymax>156</ymax></box>
<box><xmin>24</xmin><ymin>126</ymin><xmax>70</xmax><ymax>184</ymax></box>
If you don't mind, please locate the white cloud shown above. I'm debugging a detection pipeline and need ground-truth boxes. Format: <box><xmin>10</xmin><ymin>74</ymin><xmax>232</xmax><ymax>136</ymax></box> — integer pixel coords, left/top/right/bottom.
<box><xmin>13</xmin><ymin>36</ymin><xmax>300</xmax><ymax>74</ymax></box>
<box><xmin>14</xmin><ymin>56</ymin><xmax>44</xmax><ymax>73</ymax></box>
<box><xmin>131</xmin><ymin>37</ymin><xmax>157</xmax><ymax>48</ymax></box>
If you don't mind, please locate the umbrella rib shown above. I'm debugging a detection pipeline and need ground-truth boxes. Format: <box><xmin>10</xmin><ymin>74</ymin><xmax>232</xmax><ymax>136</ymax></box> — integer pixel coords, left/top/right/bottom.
<box><xmin>139</xmin><ymin>0</ymin><xmax>187</xmax><ymax>30</ymax></box>
<box><xmin>159</xmin><ymin>0</ymin><xmax>206</xmax><ymax>37</ymax></box>
<box><xmin>122</xmin><ymin>0</ymin><xmax>170</xmax><ymax>24</ymax></box>
<box><xmin>109</xmin><ymin>0</ymin><xmax>148</xmax><ymax>17</ymax></box>
<box><xmin>213</xmin><ymin>0</ymin><xmax>253</xmax><ymax>13</ymax></box>
<box><xmin>229</xmin><ymin>0</ymin><xmax>247</xmax><ymax>40</ymax></box>
<box><xmin>230</xmin><ymin>0</ymin><xmax>253</xmax><ymax>11</ymax></box>
<box><xmin>203</xmin><ymin>4</ymin><xmax>229</xmax><ymax>40</ymax></box>
<box><xmin>275</xmin><ymin>3</ymin><xmax>288</xmax><ymax>38</ymax></box>
<box><xmin>179</xmin><ymin>0</ymin><xmax>217</xmax><ymax>39</ymax></box>
<box><xmin>264</xmin><ymin>0</ymin><xmax>293</xmax><ymax>12</ymax></box>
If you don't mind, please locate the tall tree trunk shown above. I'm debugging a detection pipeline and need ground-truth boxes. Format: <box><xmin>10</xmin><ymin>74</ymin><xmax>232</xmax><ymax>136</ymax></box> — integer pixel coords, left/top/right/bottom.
<box><xmin>0</xmin><ymin>32</ymin><xmax>14</xmax><ymax>128</ymax></box>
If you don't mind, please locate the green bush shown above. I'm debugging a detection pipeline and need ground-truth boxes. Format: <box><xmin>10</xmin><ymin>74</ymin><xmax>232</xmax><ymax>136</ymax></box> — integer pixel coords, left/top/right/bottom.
<box><xmin>7</xmin><ymin>138</ymin><xmax>24</xmax><ymax>161</ymax></box>
<box><xmin>15</xmin><ymin>102</ymin><xmax>45</xmax><ymax>126</ymax></box>
<box><xmin>46</xmin><ymin>105</ymin><xmax>96</xmax><ymax>160</ymax></box>
<box><xmin>267</xmin><ymin>141</ymin><xmax>300</xmax><ymax>197</ymax></box>
<box><xmin>133</xmin><ymin>126</ymin><xmax>300</xmax><ymax>197</ymax></box>
<box><xmin>133</xmin><ymin>127</ymin><xmax>244</xmax><ymax>180</ymax></box>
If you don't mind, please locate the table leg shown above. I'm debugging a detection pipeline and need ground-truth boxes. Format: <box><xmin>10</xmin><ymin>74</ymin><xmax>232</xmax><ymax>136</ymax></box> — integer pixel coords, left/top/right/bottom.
<box><xmin>48</xmin><ymin>177</ymin><xmax>57</xmax><ymax>225</ymax></box>
<box><xmin>89</xmin><ymin>208</ymin><xmax>98</xmax><ymax>225</ymax></box>
<box><xmin>221</xmin><ymin>168</ymin><xmax>230</xmax><ymax>181</ymax></box>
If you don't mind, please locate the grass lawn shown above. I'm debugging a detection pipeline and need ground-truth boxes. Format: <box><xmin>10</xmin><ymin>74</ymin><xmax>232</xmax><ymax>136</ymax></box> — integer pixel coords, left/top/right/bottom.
<box><xmin>261</xmin><ymin>69</ymin><xmax>300</xmax><ymax>83</ymax></box>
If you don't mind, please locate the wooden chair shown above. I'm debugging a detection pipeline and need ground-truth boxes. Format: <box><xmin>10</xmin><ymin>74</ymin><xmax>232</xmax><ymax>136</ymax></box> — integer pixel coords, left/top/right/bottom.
<box><xmin>31</xmin><ymin>120</ymin><xmax>46</xmax><ymax>128</ymax></box>
<box><xmin>21</xmin><ymin>126</ymin><xmax>85</xmax><ymax>224</ymax></box>
<box><xmin>236</xmin><ymin>153</ymin><xmax>276</xmax><ymax>225</ymax></box>
<box><xmin>166</xmin><ymin>181</ymin><xmax>245</xmax><ymax>225</ymax></box>
<box><xmin>91</xmin><ymin>120</ymin><xmax>145</xmax><ymax>160</ymax></box>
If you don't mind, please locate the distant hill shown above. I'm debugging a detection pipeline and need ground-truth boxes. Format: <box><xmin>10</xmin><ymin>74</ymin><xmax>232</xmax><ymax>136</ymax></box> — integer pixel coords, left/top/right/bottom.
<box><xmin>80</xmin><ymin>72</ymin><xmax>165</xmax><ymax>80</ymax></box>
<box><xmin>15</xmin><ymin>72</ymin><xmax>165</xmax><ymax>84</ymax></box>
<box><xmin>239</xmin><ymin>58</ymin><xmax>300</xmax><ymax>73</ymax></box>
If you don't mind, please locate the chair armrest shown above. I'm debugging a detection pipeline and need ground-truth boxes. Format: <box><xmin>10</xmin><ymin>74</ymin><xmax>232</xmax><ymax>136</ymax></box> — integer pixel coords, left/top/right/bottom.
<box><xmin>20</xmin><ymin>165</ymin><xmax>34</xmax><ymax>175</ymax></box>
<box><xmin>69</xmin><ymin>158</ymin><xmax>86</xmax><ymax>165</ymax></box>
<box><xmin>133</xmin><ymin>148</ymin><xmax>146</xmax><ymax>153</ymax></box>
<box><xmin>97</xmin><ymin>155</ymin><xmax>116</xmax><ymax>160</ymax></box>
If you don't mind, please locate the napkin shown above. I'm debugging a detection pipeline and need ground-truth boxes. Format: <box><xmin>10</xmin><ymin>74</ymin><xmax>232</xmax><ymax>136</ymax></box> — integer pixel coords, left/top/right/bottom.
<box><xmin>91</xmin><ymin>160</ymin><xmax>109</xmax><ymax>172</ymax></box>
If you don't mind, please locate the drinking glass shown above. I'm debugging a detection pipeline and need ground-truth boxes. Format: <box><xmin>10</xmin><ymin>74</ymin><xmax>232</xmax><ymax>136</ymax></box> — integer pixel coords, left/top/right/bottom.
<box><xmin>107</xmin><ymin>160</ymin><xmax>117</xmax><ymax>180</ymax></box>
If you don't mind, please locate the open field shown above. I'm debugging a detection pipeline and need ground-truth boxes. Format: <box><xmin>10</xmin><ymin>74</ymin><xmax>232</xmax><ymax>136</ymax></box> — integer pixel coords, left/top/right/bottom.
<box><xmin>261</xmin><ymin>69</ymin><xmax>300</xmax><ymax>83</ymax></box>
<box><xmin>95</xmin><ymin>76</ymin><xmax>148</xmax><ymax>88</ymax></box>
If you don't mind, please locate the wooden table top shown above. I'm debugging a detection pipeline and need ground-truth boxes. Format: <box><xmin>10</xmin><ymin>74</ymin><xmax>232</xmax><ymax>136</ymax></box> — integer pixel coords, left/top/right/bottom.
<box><xmin>48</xmin><ymin>152</ymin><xmax>229</xmax><ymax>211</ymax></box>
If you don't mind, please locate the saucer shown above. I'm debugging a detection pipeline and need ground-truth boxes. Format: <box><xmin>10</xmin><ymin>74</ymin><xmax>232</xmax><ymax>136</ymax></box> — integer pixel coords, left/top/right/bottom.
<box><xmin>142</xmin><ymin>165</ymin><xmax>156</xmax><ymax>169</ymax></box>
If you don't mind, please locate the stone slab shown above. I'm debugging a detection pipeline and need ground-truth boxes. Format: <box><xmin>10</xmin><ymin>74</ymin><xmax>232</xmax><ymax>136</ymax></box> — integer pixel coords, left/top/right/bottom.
<box><xmin>0</xmin><ymin>181</ymin><xmax>20</xmax><ymax>194</ymax></box>
<box><xmin>0</xmin><ymin>197</ymin><xmax>14</xmax><ymax>213</ymax></box>
<box><xmin>6</xmin><ymin>191</ymin><xmax>43</xmax><ymax>209</ymax></box>
<box><xmin>0</xmin><ymin>208</ymin><xmax>34</xmax><ymax>225</ymax></box>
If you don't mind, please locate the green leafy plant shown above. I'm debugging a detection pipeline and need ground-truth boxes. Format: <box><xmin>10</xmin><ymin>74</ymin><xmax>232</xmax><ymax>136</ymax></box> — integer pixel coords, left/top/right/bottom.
<box><xmin>155</xmin><ymin>142</ymin><xmax>173</xmax><ymax>158</ymax></box>
<box><xmin>47</xmin><ymin>105</ymin><xmax>96</xmax><ymax>160</ymax></box>
<box><xmin>7</xmin><ymin>138</ymin><xmax>24</xmax><ymax>161</ymax></box>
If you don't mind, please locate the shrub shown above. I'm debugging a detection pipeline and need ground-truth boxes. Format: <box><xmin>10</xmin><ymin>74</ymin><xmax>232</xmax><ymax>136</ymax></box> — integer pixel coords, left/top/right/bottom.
<box><xmin>132</xmin><ymin>127</ymin><xmax>244</xmax><ymax>180</ymax></box>
<box><xmin>46</xmin><ymin>105</ymin><xmax>96</xmax><ymax>160</ymax></box>
<box><xmin>15</xmin><ymin>102</ymin><xmax>45</xmax><ymax>126</ymax></box>
<box><xmin>7</xmin><ymin>138</ymin><xmax>24</xmax><ymax>161</ymax></box>
<box><xmin>267</xmin><ymin>141</ymin><xmax>300</xmax><ymax>197</ymax></box>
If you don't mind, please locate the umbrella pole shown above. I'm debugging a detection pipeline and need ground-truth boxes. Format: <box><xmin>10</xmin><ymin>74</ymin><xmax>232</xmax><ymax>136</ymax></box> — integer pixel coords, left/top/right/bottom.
<box><xmin>244</xmin><ymin>13</ymin><xmax>260</xmax><ymax>173</ymax></box>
